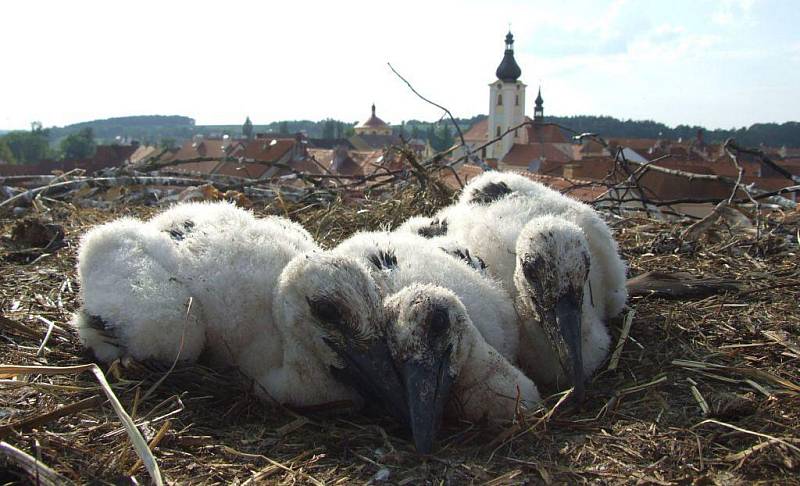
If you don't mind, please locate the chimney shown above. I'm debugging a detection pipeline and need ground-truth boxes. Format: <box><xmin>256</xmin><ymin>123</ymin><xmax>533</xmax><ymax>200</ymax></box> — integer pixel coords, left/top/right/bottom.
<box><xmin>563</xmin><ymin>163</ymin><xmax>580</xmax><ymax>179</ymax></box>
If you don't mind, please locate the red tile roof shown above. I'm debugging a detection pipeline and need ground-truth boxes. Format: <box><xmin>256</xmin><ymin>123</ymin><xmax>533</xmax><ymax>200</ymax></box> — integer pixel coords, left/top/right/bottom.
<box><xmin>502</xmin><ymin>143</ymin><xmax>571</xmax><ymax>167</ymax></box>
<box><xmin>746</xmin><ymin>176</ymin><xmax>797</xmax><ymax>193</ymax></box>
<box><xmin>525</xmin><ymin>120</ymin><xmax>568</xmax><ymax>144</ymax></box>
<box><xmin>93</xmin><ymin>145</ymin><xmax>138</xmax><ymax>166</ymax></box>
<box><xmin>0</xmin><ymin>144</ymin><xmax>138</xmax><ymax>176</ymax></box>
<box><xmin>514</xmin><ymin>171</ymin><xmax>607</xmax><ymax>202</ymax></box>
<box><xmin>214</xmin><ymin>161</ymin><xmax>273</xmax><ymax>179</ymax></box>
<box><xmin>240</xmin><ymin>139</ymin><xmax>295</xmax><ymax>162</ymax></box>
<box><xmin>608</xmin><ymin>138</ymin><xmax>660</xmax><ymax>152</ymax></box>
<box><xmin>162</xmin><ymin>160</ymin><xmax>222</xmax><ymax>176</ymax></box>
<box><xmin>710</xmin><ymin>155</ymin><xmax>762</xmax><ymax>178</ymax></box>
<box><xmin>463</xmin><ymin>119</ymin><xmax>488</xmax><ymax>141</ymax></box>
<box><xmin>579</xmin><ymin>139</ymin><xmax>608</xmax><ymax>155</ymax></box>
<box><xmin>289</xmin><ymin>157</ymin><xmax>325</xmax><ymax>175</ymax></box>
<box><xmin>439</xmin><ymin>163</ymin><xmax>486</xmax><ymax>190</ymax></box>
<box><xmin>174</xmin><ymin>139</ymin><xmax>231</xmax><ymax>160</ymax></box>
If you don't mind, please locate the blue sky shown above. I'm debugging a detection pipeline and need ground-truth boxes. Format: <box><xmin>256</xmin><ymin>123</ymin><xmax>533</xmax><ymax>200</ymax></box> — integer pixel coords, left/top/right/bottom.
<box><xmin>0</xmin><ymin>0</ymin><xmax>797</xmax><ymax>130</ymax></box>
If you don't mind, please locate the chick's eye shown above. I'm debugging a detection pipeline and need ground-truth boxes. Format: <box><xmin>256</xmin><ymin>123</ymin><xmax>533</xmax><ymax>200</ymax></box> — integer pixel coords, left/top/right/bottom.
<box><xmin>428</xmin><ymin>308</ymin><xmax>450</xmax><ymax>338</ymax></box>
<box><xmin>307</xmin><ymin>297</ymin><xmax>343</xmax><ymax>323</ymax></box>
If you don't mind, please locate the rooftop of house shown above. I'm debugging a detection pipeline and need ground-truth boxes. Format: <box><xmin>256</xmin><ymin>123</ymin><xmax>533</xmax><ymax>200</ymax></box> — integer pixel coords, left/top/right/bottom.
<box><xmin>525</xmin><ymin>119</ymin><xmax>569</xmax><ymax>144</ymax></box>
<box><xmin>307</xmin><ymin>138</ymin><xmax>356</xmax><ymax>150</ymax></box>
<box><xmin>0</xmin><ymin>144</ymin><xmax>139</xmax><ymax>177</ymax></box>
<box><xmin>502</xmin><ymin>142</ymin><xmax>572</xmax><ymax>167</ymax></box>
<box><xmin>240</xmin><ymin>138</ymin><xmax>295</xmax><ymax>162</ymax></box>
<box><xmin>174</xmin><ymin>139</ymin><xmax>232</xmax><ymax>161</ymax></box>
<box><xmin>348</xmin><ymin>133</ymin><xmax>402</xmax><ymax>151</ymax></box>
<box><xmin>463</xmin><ymin>119</ymin><xmax>488</xmax><ymax>142</ymax></box>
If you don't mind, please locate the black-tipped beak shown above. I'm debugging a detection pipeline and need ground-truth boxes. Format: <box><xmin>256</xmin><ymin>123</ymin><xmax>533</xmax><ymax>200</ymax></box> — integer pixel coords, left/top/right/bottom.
<box><xmin>326</xmin><ymin>338</ymin><xmax>409</xmax><ymax>425</ymax></box>
<box><xmin>402</xmin><ymin>348</ymin><xmax>455</xmax><ymax>454</ymax></box>
<box><xmin>543</xmin><ymin>292</ymin><xmax>585</xmax><ymax>402</ymax></box>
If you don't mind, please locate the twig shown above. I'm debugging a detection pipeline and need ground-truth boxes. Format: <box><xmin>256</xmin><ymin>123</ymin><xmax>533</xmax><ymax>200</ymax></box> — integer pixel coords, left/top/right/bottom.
<box><xmin>0</xmin><ymin>364</ymin><xmax>164</xmax><ymax>486</ymax></box>
<box><xmin>0</xmin><ymin>441</ymin><xmax>70</xmax><ymax>486</ymax></box>
<box><xmin>608</xmin><ymin>308</ymin><xmax>635</xmax><ymax>371</ymax></box>
<box><xmin>127</xmin><ymin>420</ymin><xmax>171</xmax><ymax>476</ymax></box>
<box><xmin>694</xmin><ymin>419</ymin><xmax>800</xmax><ymax>456</ymax></box>
<box><xmin>725</xmin><ymin>139</ymin><xmax>799</xmax><ymax>184</ymax></box>
<box><xmin>35</xmin><ymin>316</ymin><xmax>57</xmax><ymax>357</ymax></box>
<box><xmin>0</xmin><ymin>396</ymin><xmax>104</xmax><ymax>438</ymax></box>
<box><xmin>387</xmin><ymin>62</ymin><xmax>467</xmax><ymax>148</ymax></box>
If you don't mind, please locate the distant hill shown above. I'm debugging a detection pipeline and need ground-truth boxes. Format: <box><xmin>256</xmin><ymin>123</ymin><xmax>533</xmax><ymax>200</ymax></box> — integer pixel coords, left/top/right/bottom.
<box><xmin>48</xmin><ymin>115</ymin><xmax>197</xmax><ymax>145</ymax></box>
<box><xmin>40</xmin><ymin>114</ymin><xmax>800</xmax><ymax>149</ymax></box>
<box><xmin>45</xmin><ymin>116</ymin><xmax>339</xmax><ymax>145</ymax></box>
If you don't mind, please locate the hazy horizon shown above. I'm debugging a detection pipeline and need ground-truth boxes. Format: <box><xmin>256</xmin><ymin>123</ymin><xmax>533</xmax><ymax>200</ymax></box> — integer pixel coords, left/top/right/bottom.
<box><xmin>1</xmin><ymin>0</ymin><xmax>798</xmax><ymax>131</ymax></box>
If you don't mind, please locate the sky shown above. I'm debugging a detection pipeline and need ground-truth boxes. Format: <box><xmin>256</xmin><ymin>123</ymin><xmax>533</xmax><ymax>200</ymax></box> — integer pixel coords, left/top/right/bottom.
<box><xmin>0</xmin><ymin>0</ymin><xmax>798</xmax><ymax>130</ymax></box>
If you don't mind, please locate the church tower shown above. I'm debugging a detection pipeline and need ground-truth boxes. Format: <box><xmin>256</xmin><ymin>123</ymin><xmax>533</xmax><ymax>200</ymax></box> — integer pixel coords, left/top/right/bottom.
<box><xmin>534</xmin><ymin>86</ymin><xmax>544</xmax><ymax>122</ymax></box>
<box><xmin>487</xmin><ymin>31</ymin><xmax>527</xmax><ymax>160</ymax></box>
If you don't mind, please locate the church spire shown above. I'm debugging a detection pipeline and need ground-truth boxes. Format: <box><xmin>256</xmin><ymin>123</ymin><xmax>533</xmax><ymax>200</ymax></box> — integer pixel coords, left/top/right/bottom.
<box><xmin>534</xmin><ymin>86</ymin><xmax>544</xmax><ymax>122</ymax></box>
<box><xmin>495</xmin><ymin>31</ymin><xmax>522</xmax><ymax>82</ymax></box>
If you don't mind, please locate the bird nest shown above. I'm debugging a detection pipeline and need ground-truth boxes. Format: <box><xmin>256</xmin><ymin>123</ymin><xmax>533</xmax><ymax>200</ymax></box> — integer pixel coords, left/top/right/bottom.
<box><xmin>1</xmin><ymin>177</ymin><xmax>799</xmax><ymax>485</ymax></box>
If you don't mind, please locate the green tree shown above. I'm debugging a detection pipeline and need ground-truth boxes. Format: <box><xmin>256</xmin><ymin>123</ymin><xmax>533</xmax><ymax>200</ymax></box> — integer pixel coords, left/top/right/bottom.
<box><xmin>0</xmin><ymin>138</ymin><xmax>16</xmax><ymax>164</ymax></box>
<box><xmin>159</xmin><ymin>137</ymin><xmax>177</xmax><ymax>149</ymax></box>
<box><xmin>425</xmin><ymin>124</ymin><xmax>436</xmax><ymax>148</ymax></box>
<box><xmin>435</xmin><ymin>124</ymin><xmax>454</xmax><ymax>151</ymax></box>
<box><xmin>321</xmin><ymin>119</ymin><xmax>336</xmax><ymax>139</ymax></box>
<box><xmin>242</xmin><ymin>116</ymin><xmax>254</xmax><ymax>140</ymax></box>
<box><xmin>2</xmin><ymin>126</ymin><xmax>52</xmax><ymax>164</ymax></box>
<box><xmin>279</xmin><ymin>121</ymin><xmax>289</xmax><ymax>135</ymax></box>
<box><xmin>60</xmin><ymin>127</ymin><xmax>97</xmax><ymax>160</ymax></box>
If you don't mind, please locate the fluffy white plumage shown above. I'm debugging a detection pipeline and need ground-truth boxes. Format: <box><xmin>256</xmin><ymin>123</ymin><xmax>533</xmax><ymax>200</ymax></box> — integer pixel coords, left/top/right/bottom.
<box><xmin>332</xmin><ymin>231</ymin><xmax>540</xmax><ymax>423</ymax></box>
<box><xmin>72</xmin><ymin>201</ymin><xmax>388</xmax><ymax>407</ymax></box>
<box><xmin>398</xmin><ymin>171</ymin><xmax>628</xmax><ymax>390</ymax></box>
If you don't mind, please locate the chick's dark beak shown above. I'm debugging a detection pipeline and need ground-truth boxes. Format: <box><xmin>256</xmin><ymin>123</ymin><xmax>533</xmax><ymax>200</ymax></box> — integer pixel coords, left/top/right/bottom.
<box><xmin>542</xmin><ymin>290</ymin><xmax>585</xmax><ymax>402</ymax></box>
<box><xmin>326</xmin><ymin>337</ymin><xmax>409</xmax><ymax>425</ymax></box>
<box><xmin>402</xmin><ymin>346</ymin><xmax>455</xmax><ymax>455</ymax></box>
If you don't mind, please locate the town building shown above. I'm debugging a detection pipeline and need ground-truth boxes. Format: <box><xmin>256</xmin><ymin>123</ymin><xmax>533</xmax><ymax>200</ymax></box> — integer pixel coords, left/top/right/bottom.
<box><xmin>458</xmin><ymin>32</ymin><xmax>572</xmax><ymax>169</ymax></box>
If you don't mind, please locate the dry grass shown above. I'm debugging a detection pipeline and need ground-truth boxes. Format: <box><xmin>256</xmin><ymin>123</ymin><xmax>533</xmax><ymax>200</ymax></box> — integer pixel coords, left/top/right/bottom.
<box><xmin>1</xmin><ymin>180</ymin><xmax>799</xmax><ymax>485</ymax></box>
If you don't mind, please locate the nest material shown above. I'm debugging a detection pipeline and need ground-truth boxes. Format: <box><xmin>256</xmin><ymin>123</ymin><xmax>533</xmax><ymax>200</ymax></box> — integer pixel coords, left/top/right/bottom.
<box><xmin>1</xmin><ymin>180</ymin><xmax>799</xmax><ymax>485</ymax></box>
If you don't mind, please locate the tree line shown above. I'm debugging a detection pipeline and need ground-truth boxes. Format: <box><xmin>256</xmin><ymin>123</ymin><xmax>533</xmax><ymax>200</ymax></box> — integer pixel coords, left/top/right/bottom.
<box><xmin>0</xmin><ymin>123</ymin><xmax>98</xmax><ymax>164</ymax></box>
<box><xmin>3</xmin><ymin>114</ymin><xmax>799</xmax><ymax>165</ymax></box>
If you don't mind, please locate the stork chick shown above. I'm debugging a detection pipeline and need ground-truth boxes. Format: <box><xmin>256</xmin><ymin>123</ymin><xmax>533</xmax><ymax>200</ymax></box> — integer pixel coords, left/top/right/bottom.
<box><xmin>384</xmin><ymin>284</ymin><xmax>540</xmax><ymax>454</ymax></box>
<box><xmin>333</xmin><ymin>231</ymin><xmax>539</xmax><ymax>453</ymax></box>
<box><xmin>399</xmin><ymin>172</ymin><xmax>627</xmax><ymax>399</ymax></box>
<box><xmin>72</xmin><ymin>202</ymin><xmax>407</xmax><ymax>415</ymax></box>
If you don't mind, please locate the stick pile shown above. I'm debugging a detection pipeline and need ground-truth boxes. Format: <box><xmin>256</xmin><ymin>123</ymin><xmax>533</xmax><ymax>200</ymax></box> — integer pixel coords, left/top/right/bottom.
<box><xmin>1</xmin><ymin>172</ymin><xmax>798</xmax><ymax>484</ymax></box>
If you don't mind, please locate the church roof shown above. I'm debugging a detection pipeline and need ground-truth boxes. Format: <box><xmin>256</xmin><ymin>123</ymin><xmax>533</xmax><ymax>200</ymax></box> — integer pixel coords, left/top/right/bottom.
<box><xmin>525</xmin><ymin>118</ymin><xmax>569</xmax><ymax>144</ymax></box>
<box><xmin>358</xmin><ymin>103</ymin><xmax>389</xmax><ymax>128</ymax></box>
<box><xmin>495</xmin><ymin>31</ymin><xmax>522</xmax><ymax>82</ymax></box>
